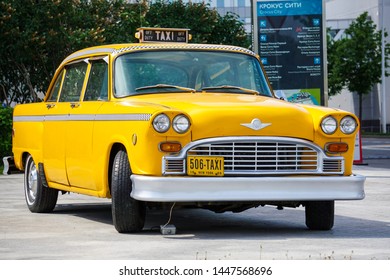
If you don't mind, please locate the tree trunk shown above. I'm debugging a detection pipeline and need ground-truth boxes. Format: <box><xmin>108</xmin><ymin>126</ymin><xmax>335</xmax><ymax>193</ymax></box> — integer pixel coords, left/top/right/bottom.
<box><xmin>17</xmin><ymin>63</ymin><xmax>39</xmax><ymax>103</ymax></box>
<box><xmin>358</xmin><ymin>93</ymin><xmax>363</xmax><ymax>122</ymax></box>
<box><xmin>1</xmin><ymin>84</ymin><xmax>9</xmax><ymax>107</ymax></box>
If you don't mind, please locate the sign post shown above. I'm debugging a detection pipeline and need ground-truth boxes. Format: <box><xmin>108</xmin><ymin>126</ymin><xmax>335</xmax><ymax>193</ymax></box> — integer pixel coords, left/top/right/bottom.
<box><xmin>253</xmin><ymin>0</ymin><xmax>327</xmax><ymax>106</ymax></box>
<box><xmin>353</xmin><ymin>130</ymin><xmax>364</xmax><ymax>165</ymax></box>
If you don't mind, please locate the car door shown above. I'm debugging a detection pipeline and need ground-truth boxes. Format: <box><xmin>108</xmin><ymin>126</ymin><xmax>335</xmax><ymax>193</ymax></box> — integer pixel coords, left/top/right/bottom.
<box><xmin>43</xmin><ymin>60</ymin><xmax>90</xmax><ymax>186</ymax></box>
<box><xmin>42</xmin><ymin>68</ymin><xmax>69</xmax><ymax>186</ymax></box>
<box><xmin>65</xmin><ymin>57</ymin><xmax>109</xmax><ymax>190</ymax></box>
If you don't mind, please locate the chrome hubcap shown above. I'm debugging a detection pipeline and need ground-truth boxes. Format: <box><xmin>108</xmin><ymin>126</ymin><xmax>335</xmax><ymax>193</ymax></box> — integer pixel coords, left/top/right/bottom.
<box><xmin>27</xmin><ymin>162</ymin><xmax>38</xmax><ymax>202</ymax></box>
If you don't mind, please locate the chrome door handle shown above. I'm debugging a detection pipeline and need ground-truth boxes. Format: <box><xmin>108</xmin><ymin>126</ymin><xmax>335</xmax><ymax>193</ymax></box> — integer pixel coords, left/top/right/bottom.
<box><xmin>70</xmin><ymin>103</ymin><xmax>80</xmax><ymax>108</ymax></box>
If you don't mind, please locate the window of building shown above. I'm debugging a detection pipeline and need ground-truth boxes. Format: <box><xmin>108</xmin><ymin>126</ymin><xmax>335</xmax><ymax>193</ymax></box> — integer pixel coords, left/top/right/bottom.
<box><xmin>217</xmin><ymin>0</ymin><xmax>225</xmax><ymax>8</ymax></box>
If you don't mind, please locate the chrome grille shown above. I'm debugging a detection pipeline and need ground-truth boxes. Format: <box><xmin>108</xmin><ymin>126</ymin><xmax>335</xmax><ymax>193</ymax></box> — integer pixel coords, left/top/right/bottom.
<box><xmin>162</xmin><ymin>137</ymin><xmax>344</xmax><ymax>175</ymax></box>
<box><xmin>164</xmin><ymin>159</ymin><xmax>185</xmax><ymax>173</ymax></box>
<box><xmin>188</xmin><ymin>142</ymin><xmax>319</xmax><ymax>172</ymax></box>
<box><xmin>323</xmin><ymin>159</ymin><xmax>344</xmax><ymax>172</ymax></box>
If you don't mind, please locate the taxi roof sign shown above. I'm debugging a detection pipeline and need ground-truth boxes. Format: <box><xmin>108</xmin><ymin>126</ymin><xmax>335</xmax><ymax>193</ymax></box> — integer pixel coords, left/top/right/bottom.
<box><xmin>135</xmin><ymin>27</ymin><xmax>191</xmax><ymax>43</ymax></box>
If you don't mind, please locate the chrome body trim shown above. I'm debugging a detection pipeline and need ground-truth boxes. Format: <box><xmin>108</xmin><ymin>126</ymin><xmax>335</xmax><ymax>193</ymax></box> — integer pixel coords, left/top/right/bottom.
<box><xmin>13</xmin><ymin>113</ymin><xmax>151</xmax><ymax>122</ymax></box>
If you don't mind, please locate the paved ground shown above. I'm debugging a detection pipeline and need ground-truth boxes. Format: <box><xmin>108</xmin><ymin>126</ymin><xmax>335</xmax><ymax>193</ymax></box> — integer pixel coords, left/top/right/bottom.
<box><xmin>0</xmin><ymin>137</ymin><xmax>389</xmax><ymax>260</ymax></box>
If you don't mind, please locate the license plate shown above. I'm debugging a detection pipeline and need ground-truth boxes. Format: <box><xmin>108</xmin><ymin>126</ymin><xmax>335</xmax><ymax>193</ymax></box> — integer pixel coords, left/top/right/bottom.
<box><xmin>187</xmin><ymin>156</ymin><xmax>224</xmax><ymax>176</ymax></box>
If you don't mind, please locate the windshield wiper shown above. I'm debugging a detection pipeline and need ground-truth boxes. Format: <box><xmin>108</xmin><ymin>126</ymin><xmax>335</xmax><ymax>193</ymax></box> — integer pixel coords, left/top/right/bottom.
<box><xmin>135</xmin><ymin>84</ymin><xmax>196</xmax><ymax>93</ymax></box>
<box><xmin>201</xmin><ymin>85</ymin><xmax>260</xmax><ymax>95</ymax></box>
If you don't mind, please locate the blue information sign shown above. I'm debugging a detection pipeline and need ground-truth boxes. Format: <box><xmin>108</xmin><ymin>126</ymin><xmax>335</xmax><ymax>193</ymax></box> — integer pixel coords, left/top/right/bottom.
<box><xmin>254</xmin><ymin>0</ymin><xmax>326</xmax><ymax>105</ymax></box>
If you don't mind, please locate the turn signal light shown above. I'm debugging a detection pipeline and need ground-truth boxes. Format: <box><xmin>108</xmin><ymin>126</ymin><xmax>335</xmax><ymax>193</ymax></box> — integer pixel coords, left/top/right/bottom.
<box><xmin>160</xmin><ymin>142</ymin><xmax>182</xmax><ymax>153</ymax></box>
<box><xmin>325</xmin><ymin>142</ymin><xmax>348</xmax><ymax>153</ymax></box>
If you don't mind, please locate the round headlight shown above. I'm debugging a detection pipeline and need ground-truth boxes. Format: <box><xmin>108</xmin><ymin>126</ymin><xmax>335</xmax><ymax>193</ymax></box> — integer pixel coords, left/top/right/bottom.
<box><xmin>321</xmin><ymin>116</ymin><xmax>337</xmax><ymax>134</ymax></box>
<box><xmin>172</xmin><ymin>115</ymin><xmax>190</xmax><ymax>134</ymax></box>
<box><xmin>340</xmin><ymin>116</ymin><xmax>357</xmax><ymax>134</ymax></box>
<box><xmin>153</xmin><ymin>114</ymin><xmax>170</xmax><ymax>133</ymax></box>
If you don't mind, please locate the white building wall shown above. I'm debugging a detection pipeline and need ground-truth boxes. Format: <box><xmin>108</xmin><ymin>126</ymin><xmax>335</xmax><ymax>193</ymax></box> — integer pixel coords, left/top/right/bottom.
<box><xmin>326</xmin><ymin>0</ymin><xmax>380</xmax><ymax>20</ymax></box>
<box><xmin>326</xmin><ymin>0</ymin><xmax>390</xmax><ymax>132</ymax></box>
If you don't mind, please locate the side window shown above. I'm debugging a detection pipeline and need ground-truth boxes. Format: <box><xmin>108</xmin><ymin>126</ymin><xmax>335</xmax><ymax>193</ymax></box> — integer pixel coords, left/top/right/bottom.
<box><xmin>59</xmin><ymin>62</ymin><xmax>88</xmax><ymax>102</ymax></box>
<box><xmin>47</xmin><ymin>69</ymin><xmax>64</xmax><ymax>102</ymax></box>
<box><xmin>84</xmin><ymin>59</ymin><xmax>108</xmax><ymax>101</ymax></box>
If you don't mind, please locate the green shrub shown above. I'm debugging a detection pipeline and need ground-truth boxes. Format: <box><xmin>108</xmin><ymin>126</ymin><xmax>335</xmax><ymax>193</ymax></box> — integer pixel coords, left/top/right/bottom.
<box><xmin>0</xmin><ymin>107</ymin><xmax>13</xmax><ymax>162</ymax></box>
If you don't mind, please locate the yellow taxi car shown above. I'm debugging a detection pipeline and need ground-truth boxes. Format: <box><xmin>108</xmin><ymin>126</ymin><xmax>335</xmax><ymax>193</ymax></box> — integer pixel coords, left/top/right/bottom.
<box><xmin>12</xmin><ymin>28</ymin><xmax>365</xmax><ymax>233</ymax></box>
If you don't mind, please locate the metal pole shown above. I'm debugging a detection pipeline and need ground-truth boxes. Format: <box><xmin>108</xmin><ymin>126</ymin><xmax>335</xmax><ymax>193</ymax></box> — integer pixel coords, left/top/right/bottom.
<box><xmin>323</xmin><ymin>0</ymin><xmax>328</xmax><ymax>107</ymax></box>
<box><xmin>381</xmin><ymin>0</ymin><xmax>387</xmax><ymax>133</ymax></box>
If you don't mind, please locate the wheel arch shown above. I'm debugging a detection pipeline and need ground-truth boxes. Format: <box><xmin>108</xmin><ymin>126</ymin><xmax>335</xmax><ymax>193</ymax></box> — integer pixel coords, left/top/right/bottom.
<box><xmin>108</xmin><ymin>143</ymin><xmax>128</xmax><ymax>194</ymax></box>
<box><xmin>21</xmin><ymin>152</ymin><xmax>31</xmax><ymax>170</ymax></box>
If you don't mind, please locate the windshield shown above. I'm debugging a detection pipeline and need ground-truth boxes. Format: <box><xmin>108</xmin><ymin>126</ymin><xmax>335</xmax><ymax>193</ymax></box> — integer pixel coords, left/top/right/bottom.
<box><xmin>114</xmin><ymin>50</ymin><xmax>273</xmax><ymax>97</ymax></box>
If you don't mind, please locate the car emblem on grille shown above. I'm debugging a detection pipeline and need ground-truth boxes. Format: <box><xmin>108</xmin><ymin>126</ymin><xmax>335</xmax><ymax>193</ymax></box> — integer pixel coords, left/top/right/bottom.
<box><xmin>241</xmin><ymin>118</ymin><xmax>271</xmax><ymax>131</ymax></box>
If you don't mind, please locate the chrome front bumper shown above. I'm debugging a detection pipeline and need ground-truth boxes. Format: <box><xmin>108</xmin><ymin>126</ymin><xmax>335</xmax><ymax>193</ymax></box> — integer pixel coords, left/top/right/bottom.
<box><xmin>130</xmin><ymin>174</ymin><xmax>366</xmax><ymax>202</ymax></box>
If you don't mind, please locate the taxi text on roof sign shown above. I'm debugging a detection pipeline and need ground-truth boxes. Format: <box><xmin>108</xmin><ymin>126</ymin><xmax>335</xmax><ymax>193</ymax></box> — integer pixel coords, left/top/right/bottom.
<box><xmin>135</xmin><ymin>27</ymin><xmax>191</xmax><ymax>43</ymax></box>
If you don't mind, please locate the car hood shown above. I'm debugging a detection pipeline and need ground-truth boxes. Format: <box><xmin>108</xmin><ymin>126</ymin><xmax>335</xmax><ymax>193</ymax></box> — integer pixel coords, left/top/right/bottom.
<box><xmin>131</xmin><ymin>93</ymin><xmax>315</xmax><ymax>141</ymax></box>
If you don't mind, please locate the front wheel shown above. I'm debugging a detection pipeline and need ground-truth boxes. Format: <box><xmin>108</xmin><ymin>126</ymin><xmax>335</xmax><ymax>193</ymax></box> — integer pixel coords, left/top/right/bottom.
<box><xmin>24</xmin><ymin>155</ymin><xmax>58</xmax><ymax>213</ymax></box>
<box><xmin>305</xmin><ymin>201</ymin><xmax>334</xmax><ymax>230</ymax></box>
<box><xmin>111</xmin><ymin>150</ymin><xmax>146</xmax><ymax>233</ymax></box>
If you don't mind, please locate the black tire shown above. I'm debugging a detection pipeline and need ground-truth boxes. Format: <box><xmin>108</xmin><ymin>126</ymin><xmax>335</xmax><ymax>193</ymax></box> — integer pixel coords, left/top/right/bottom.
<box><xmin>111</xmin><ymin>149</ymin><xmax>146</xmax><ymax>233</ymax></box>
<box><xmin>24</xmin><ymin>155</ymin><xmax>58</xmax><ymax>213</ymax></box>
<box><xmin>305</xmin><ymin>201</ymin><xmax>334</xmax><ymax>230</ymax></box>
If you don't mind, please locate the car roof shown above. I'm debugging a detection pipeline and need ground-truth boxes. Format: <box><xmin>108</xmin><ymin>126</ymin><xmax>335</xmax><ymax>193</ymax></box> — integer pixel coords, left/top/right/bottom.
<box><xmin>62</xmin><ymin>43</ymin><xmax>258</xmax><ymax>65</ymax></box>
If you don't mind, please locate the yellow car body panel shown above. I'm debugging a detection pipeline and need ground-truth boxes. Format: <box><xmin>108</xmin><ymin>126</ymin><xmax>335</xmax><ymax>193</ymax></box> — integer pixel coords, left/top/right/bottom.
<box><xmin>12</xmin><ymin>104</ymin><xmax>45</xmax><ymax>169</ymax></box>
